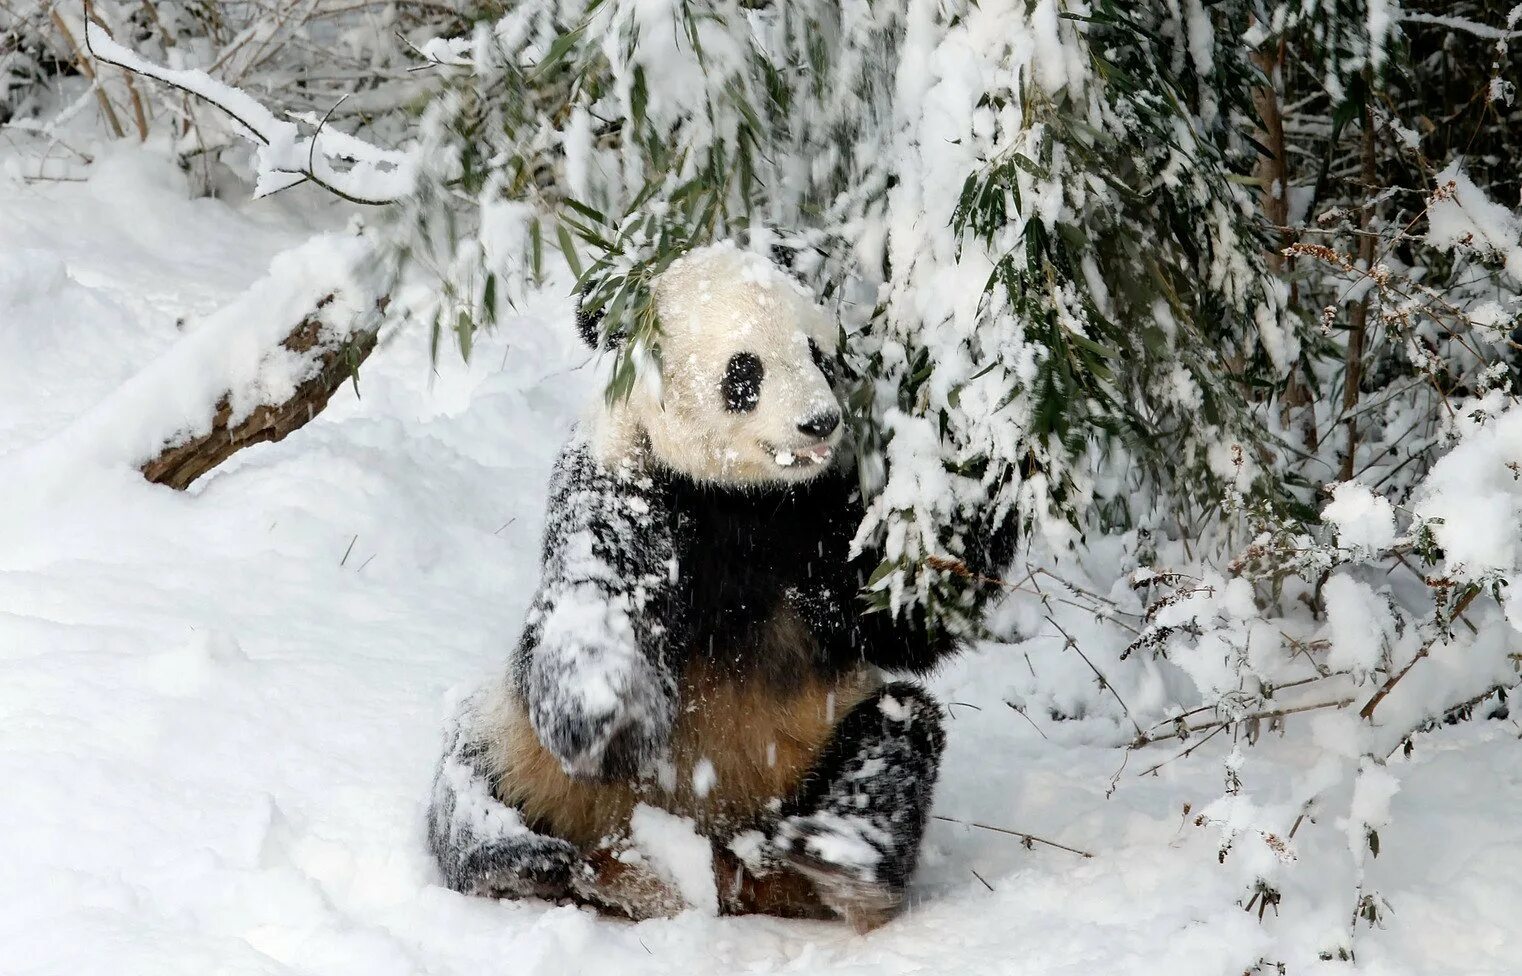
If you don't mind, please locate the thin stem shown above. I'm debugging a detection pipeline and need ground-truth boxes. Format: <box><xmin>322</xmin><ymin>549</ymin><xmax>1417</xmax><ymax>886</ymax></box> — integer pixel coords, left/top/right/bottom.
<box><xmin>1358</xmin><ymin>586</ymin><xmax>1481</xmax><ymax>720</ymax></box>
<box><xmin>1130</xmin><ymin>697</ymin><xmax>1356</xmax><ymax>749</ymax></box>
<box><xmin>932</xmin><ymin>816</ymin><xmax>1094</xmax><ymax>858</ymax></box>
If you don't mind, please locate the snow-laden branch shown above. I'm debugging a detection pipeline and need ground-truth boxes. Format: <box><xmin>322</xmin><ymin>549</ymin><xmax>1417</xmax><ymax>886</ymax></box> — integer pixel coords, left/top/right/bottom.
<box><xmin>1402</xmin><ymin>11</ymin><xmax>1522</xmax><ymax>41</ymax></box>
<box><xmin>82</xmin><ymin>16</ymin><xmax>414</xmax><ymax>205</ymax></box>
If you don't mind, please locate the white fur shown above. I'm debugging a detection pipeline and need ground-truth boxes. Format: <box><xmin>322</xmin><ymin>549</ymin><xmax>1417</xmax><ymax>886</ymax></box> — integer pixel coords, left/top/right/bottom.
<box><xmin>596</xmin><ymin>243</ymin><xmax>844</xmax><ymax>485</ymax></box>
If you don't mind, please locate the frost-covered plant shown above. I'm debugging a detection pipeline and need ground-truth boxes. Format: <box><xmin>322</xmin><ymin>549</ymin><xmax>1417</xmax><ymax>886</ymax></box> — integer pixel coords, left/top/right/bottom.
<box><xmin>1</xmin><ymin>1</ymin><xmax>476</xmax><ymax>188</ymax></box>
<box><xmin>48</xmin><ymin>0</ymin><xmax>1522</xmax><ymax>958</ymax></box>
<box><xmin>388</xmin><ymin>0</ymin><xmax>1309</xmax><ymax>640</ymax></box>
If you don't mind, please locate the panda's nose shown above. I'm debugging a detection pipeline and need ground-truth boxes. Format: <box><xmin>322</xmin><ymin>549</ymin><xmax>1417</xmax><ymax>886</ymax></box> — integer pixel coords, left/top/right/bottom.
<box><xmin>797</xmin><ymin>410</ymin><xmax>841</xmax><ymax>439</ymax></box>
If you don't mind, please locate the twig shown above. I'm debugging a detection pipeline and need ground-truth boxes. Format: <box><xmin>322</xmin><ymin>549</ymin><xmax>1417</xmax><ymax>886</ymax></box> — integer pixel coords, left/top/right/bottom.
<box><xmin>1383</xmin><ymin>683</ymin><xmax>1511</xmax><ymax>758</ymax></box>
<box><xmin>86</xmin><ymin>0</ymin><xmax>152</xmax><ymax>140</ymax></box>
<box><xmin>1130</xmin><ymin>697</ymin><xmax>1357</xmax><ymax>749</ymax></box>
<box><xmin>50</xmin><ymin>6</ymin><xmax>125</xmax><ymax>138</ymax></box>
<box><xmin>1358</xmin><ymin>586</ymin><xmax>1480</xmax><ymax>720</ymax></box>
<box><xmin>932</xmin><ymin>816</ymin><xmax>1094</xmax><ymax>858</ymax></box>
<box><xmin>1136</xmin><ymin>672</ymin><xmax>1350</xmax><ymax>737</ymax></box>
<box><xmin>1135</xmin><ymin>723</ymin><xmax>1228</xmax><ymax>777</ymax></box>
<box><xmin>306</xmin><ymin>93</ymin><xmax>351</xmax><ymax>186</ymax></box>
<box><xmin>1044</xmin><ymin>613</ymin><xmax>1143</xmax><ymax>736</ymax></box>
<box><xmin>1004</xmin><ymin>699</ymin><xmax>1049</xmax><ymax>740</ymax></box>
<box><xmin>1338</xmin><ymin>74</ymin><xmax>1379</xmax><ymax>482</ymax></box>
<box><xmin>927</xmin><ymin>557</ymin><xmax>1142</xmax><ymax>633</ymax></box>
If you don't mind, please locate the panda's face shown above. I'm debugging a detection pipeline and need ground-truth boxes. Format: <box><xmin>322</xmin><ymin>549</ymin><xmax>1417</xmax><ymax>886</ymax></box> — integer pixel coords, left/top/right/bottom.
<box><xmin>630</xmin><ymin>244</ymin><xmax>844</xmax><ymax>486</ymax></box>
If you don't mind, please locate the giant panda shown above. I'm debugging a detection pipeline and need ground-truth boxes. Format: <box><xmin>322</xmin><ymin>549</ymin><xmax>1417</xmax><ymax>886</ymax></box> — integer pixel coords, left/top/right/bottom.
<box><xmin>427</xmin><ymin>242</ymin><xmax>1005</xmax><ymax>930</ymax></box>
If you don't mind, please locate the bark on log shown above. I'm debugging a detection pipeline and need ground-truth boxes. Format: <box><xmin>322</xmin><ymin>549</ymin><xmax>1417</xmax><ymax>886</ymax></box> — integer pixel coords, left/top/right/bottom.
<box><xmin>140</xmin><ymin>298</ymin><xmax>379</xmax><ymax>490</ymax></box>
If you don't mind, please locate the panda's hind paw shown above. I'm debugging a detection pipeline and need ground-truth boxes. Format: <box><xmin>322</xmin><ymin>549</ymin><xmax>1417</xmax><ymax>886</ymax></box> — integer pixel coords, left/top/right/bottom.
<box><xmin>774</xmin><ymin>814</ymin><xmax>904</xmax><ymax>932</ymax></box>
<box><xmin>454</xmin><ymin>834</ymin><xmax>580</xmax><ymax>901</ymax></box>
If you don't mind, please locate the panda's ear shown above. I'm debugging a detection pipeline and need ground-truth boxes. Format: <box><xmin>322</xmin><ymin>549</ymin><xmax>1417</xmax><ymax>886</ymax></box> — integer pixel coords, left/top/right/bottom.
<box><xmin>574</xmin><ymin>287</ymin><xmax>627</xmax><ymax>350</ymax></box>
<box><xmin>769</xmin><ymin>242</ymin><xmax>830</xmax><ymax>290</ymax></box>
<box><xmin>769</xmin><ymin>243</ymin><xmax>808</xmax><ymax>284</ymax></box>
<box><xmin>574</xmin><ymin>289</ymin><xmax>603</xmax><ymax>349</ymax></box>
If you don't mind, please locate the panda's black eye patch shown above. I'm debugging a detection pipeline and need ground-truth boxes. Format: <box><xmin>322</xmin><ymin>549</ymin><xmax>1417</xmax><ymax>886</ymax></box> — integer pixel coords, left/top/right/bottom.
<box><xmin>723</xmin><ymin>352</ymin><xmax>763</xmax><ymax>412</ymax></box>
<box><xmin>808</xmin><ymin>338</ymin><xmax>837</xmax><ymax>385</ymax></box>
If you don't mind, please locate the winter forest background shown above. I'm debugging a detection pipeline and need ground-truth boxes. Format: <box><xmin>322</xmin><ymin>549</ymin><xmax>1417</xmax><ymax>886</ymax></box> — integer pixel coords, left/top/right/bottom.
<box><xmin>3</xmin><ymin>2</ymin><xmax>1522</xmax><ymax>973</ymax></box>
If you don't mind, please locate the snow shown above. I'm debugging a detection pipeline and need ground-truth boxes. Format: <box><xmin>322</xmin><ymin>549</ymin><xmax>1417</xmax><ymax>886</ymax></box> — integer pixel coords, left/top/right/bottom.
<box><xmin>691</xmin><ymin>758</ymin><xmax>717</xmax><ymax>799</ymax></box>
<box><xmin>5</xmin><ymin>145</ymin><xmax>1522</xmax><ymax>975</ymax></box>
<box><xmin>628</xmin><ymin>805</ymin><xmax>719</xmax><ymax>915</ymax></box>
<box><xmin>1323</xmin><ymin>573</ymin><xmax>1391</xmax><ymax>681</ymax></box>
<box><xmin>1411</xmin><ymin>393</ymin><xmax>1522</xmax><ymax>581</ymax></box>
<box><xmin>1322</xmin><ymin>482</ymin><xmax>1398</xmax><ymax>556</ymax></box>
<box><xmin>1427</xmin><ymin>163</ymin><xmax>1522</xmax><ymax>285</ymax></box>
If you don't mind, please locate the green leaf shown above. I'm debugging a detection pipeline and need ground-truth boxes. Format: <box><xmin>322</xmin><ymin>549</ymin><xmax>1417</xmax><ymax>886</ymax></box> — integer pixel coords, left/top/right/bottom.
<box><xmin>529</xmin><ymin>220</ymin><xmax>543</xmax><ymax>284</ymax></box>
<box><xmin>1011</xmin><ymin>153</ymin><xmax>1050</xmax><ymax>180</ymax></box>
<box><xmin>556</xmin><ymin>223</ymin><xmax>583</xmax><ymax>278</ymax></box>
<box><xmin>1067</xmin><ymin>330</ymin><xmax>1120</xmax><ymax>361</ymax></box>
<box><xmin>866</xmin><ymin>559</ymin><xmax>898</xmax><ymax>588</ymax></box>
<box><xmin>534</xmin><ymin>24</ymin><xmax>586</xmax><ymax>78</ymax></box>
<box><xmin>482</xmin><ymin>273</ymin><xmax>498</xmax><ymax>326</ymax></box>
<box><xmin>455</xmin><ymin>308</ymin><xmax>473</xmax><ymax>361</ymax></box>
<box><xmin>561</xmin><ymin>197</ymin><xmax>609</xmax><ymax>227</ymax></box>
<box><xmin>631</xmin><ymin>66</ymin><xmax>649</xmax><ymax>127</ymax></box>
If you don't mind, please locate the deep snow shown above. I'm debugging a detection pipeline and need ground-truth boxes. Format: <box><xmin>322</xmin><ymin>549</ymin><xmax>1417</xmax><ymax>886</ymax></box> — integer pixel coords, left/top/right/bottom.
<box><xmin>2</xmin><ymin>147</ymin><xmax>1519</xmax><ymax>975</ymax></box>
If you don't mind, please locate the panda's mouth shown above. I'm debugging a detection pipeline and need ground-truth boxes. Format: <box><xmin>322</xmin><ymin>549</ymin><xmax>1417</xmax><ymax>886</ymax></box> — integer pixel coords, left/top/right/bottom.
<box><xmin>766</xmin><ymin>441</ymin><xmax>835</xmax><ymax>469</ymax></box>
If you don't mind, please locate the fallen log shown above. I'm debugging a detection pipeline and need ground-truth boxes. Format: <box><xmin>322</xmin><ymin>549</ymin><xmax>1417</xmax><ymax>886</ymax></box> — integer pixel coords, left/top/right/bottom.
<box><xmin>141</xmin><ymin>294</ymin><xmax>384</xmax><ymax>489</ymax></box>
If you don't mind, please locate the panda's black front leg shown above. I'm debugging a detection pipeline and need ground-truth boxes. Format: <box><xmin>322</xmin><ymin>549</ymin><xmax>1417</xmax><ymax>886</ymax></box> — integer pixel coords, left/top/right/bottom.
<box><xmin>772</xmin><ymin>682</ymin><xmax>945</xmax><ymax>931</ymax></box>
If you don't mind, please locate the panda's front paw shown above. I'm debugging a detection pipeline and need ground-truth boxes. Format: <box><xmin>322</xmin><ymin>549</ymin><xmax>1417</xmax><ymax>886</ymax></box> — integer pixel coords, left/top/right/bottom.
<box><xmin>526</xmin><ymin>640</ymin><xmax>673</xmax><ymax>781</ymax></box>
<box><xmin>537</xmin><ymin>702</ymin><xmax>659</xmax><ymax>781</ymax></box>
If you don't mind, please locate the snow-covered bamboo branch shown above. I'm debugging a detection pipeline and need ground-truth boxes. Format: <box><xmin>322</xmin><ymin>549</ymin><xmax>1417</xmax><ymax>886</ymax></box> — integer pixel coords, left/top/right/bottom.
<box><xmin>81</xmin><ymin>11</ymin><xmax>414</xmax><ymax>205</ymax></box>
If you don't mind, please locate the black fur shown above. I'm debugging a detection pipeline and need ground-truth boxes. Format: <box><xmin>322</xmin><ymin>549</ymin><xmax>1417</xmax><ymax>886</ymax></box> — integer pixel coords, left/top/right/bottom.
<box><xmin>778</xmin><ymin>682</ymin><xmax>945</xmax><ymax>891</ymax></box>
<box><xmin>429</xmin><ymin>431</ymin><xmax>1010</xmax><ymax>911</ymax></box>
<box><xmin>807</xmin><ymin>339</ymin><xmax>837</xmax><ymax>386</ymax></box>
<box><xmin>574</xmin><ymin>290</ymin><xmax>603</xmax><ymax>349</ymax></box>
<box><xmin>427</xmin><ymin>689</ymin><xmax>581</xmax><ymax>899</ymax></box>
<box><xmin>512</xmin><ymin>438</ymin><xmax>682</xmax><ymax>782</ymax></box>
<box><xmin>722</xmin><ymin>352</ymin><xmax>764</xmax><ymax>412</ymax></box>
<box><xmin>657</xmin><ymin>460</ymin><xmax>962</xmax><ymax>687</ymax></box>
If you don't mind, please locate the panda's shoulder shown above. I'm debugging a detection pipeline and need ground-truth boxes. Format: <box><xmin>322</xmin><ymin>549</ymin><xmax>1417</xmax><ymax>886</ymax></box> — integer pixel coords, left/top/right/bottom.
<box><xmin>550</xmin><ymin>427</ymin><xmax>660</xmax><ymax>493</ymax></box>
<box><xmin>540</xmin><ymin>429</ymin><xmax>675</xmax><ymax>548</ymax></box>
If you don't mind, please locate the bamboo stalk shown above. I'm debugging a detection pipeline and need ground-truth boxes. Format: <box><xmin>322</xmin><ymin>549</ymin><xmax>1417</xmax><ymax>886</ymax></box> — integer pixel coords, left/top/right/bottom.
<box><xmin>1340</xmin><ymin>77</ymin><xmax>1380</xmax><ymax>482</ymax></box>
<box><xmin>50</xmin><ymin>6</ymin><xmax>126</xmax><ymax>139</ymax></box>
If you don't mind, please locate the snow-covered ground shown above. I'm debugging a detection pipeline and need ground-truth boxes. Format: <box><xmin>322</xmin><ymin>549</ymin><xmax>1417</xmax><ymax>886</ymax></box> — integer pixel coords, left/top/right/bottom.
<box><xmin>2</xmin><ymin>147</ymin><xmax>1518</xmax><ymax>975</ymax></box>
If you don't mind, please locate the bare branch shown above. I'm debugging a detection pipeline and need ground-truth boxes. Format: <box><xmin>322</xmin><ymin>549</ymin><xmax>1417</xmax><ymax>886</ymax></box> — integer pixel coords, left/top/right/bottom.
<box><xmin>932</xmin><ymin>816</ymin><xmax>1095</xmax><ymax>858</ymax></box>
<box><xmin>80</xmin><ymin>9</ymin><xmax>412</xmax><ymax>206</ymax></box>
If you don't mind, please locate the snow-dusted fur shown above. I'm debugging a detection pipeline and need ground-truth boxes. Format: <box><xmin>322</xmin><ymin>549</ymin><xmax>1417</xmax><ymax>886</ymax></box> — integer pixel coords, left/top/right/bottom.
<box><xmin>427</xmin><ymin>245</ymin><xmax>979</xmax><ymax>927</ymax></box>
<box><xmin>600</xmin><ymin>244</ymin><xmax>845</xmax><ymax>486</ymax></box>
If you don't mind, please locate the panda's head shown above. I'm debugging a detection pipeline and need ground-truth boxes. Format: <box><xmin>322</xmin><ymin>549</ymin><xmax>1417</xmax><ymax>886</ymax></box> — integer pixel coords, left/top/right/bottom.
<box><xmin>593</xmin><ymin>243</ymin><xmax>844</xmax><ymax>487</ymax></box>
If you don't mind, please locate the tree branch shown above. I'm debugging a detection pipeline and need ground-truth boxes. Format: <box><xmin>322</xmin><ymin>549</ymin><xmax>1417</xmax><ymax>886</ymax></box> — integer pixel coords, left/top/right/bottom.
<box><xmin>931</xmin><ymin>816</ymin><xmax>1094</xmax><ymax>858</ymax></box>
<box><xmin>80</xmin><ymin>5</ymin><xmax>411</xmax><ymax>205</ymax></box>
<box><xmin>1358</xmin><ymin>586</ymin><xmax>1481</xmax><ymax>720</ymax></box>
